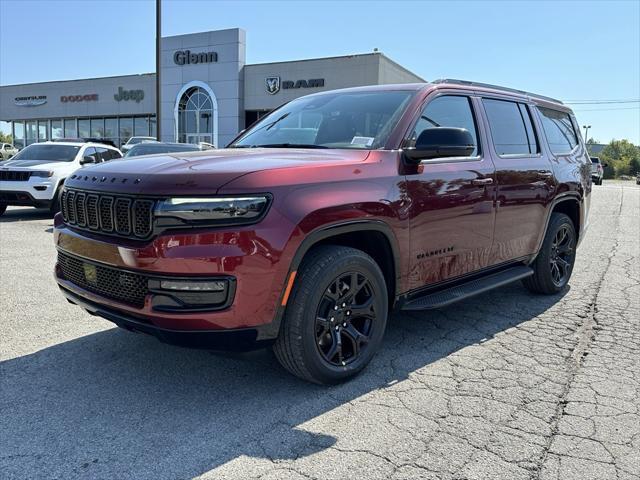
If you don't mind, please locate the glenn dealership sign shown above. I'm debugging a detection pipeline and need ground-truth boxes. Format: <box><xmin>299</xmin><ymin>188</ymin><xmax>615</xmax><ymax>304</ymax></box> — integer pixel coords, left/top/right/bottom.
<box><xmin>174</xmin><ymin>50</ymin><xmax>218</xmax><ymax>65</ymax></box>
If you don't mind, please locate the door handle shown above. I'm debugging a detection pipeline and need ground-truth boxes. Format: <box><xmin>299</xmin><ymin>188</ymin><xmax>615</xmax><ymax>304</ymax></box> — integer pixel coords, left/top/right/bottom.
<box><xmin>472</xmin><ymin>178</ymin><xmax>494</xmax><ymax>186</ymax></box>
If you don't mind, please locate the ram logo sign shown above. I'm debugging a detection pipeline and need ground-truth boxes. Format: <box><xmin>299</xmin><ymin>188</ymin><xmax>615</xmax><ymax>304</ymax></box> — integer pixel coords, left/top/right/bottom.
<box><xmin>265</xmin><ymin>77</ymin><xmax>325</xmax><ymax>94</ymax></box>
<box><xmin>266</xmin><ymin>76</ymin><xmax>281</xmax><ymax>95</ymax></box>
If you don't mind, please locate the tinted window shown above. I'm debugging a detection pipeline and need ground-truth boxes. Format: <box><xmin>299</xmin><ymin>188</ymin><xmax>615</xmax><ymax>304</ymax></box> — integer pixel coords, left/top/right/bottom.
<box><xmin>483</xmin><ymin>99</ymin><xmax>537</xmax><ymax>156</ymax></box>
<box><xmin>232</xmin><ymin>91</ymin><xmax>415</xmax><ymax>150</ymax></box>
<box><xmin>110</xmin><ymin>149</ymin><xmax>122</xmax><ymax>159</ymax></box>
<box><xmin>124</xmin><ymin>144</ymin><xmax>199</xmax><ymax>157</ymax></box>
<box><xmin>411</xmin><ymin>96</ymin><xmax>479</xmax><ymax>156</ymax></box>
<box><xmin>538</xmin><ymin>107</ymin><xmax>578</xmax><ymax>155</ymax></box>
<box><xmin>83</xmin><ymin>147</ymin><xmax>98</xmax><ymax>162</ymax></box>
<box><xmin>10</xmin><ymin>144</ymin><xmax>80</xmax><ymax>162</ymax></box>
<box><xmin>95</xmin><ymin>147</ymin><xmax>109</xmax><ymax>162</ymax></box>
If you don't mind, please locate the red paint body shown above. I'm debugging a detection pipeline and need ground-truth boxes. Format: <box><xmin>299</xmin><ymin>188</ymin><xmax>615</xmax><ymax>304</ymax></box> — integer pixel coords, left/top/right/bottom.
<box><xmin>54</xmin><ymin>83</ymin><xmax>591</xmax><ymax>344</ymax></box>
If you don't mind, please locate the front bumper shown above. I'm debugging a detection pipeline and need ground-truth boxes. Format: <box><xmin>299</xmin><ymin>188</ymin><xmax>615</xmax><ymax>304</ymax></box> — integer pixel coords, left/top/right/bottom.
<box><xmin>53</xmin><ymin>212</ymin><xmax>297</xmax><ymax>346</ymax></box>
<box><xmin>0</xmin><ymin>178</ymin><xmax>58</xmax><ymax>203</ymax></box>
<box><xmin>60</xmin><ymin>286</ymin><xmax>272</xmax><ymax>350</ymax></box>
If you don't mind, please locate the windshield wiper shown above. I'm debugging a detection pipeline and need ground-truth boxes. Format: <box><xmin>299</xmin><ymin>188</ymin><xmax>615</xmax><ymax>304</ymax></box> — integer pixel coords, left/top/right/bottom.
<box><xmin>251</xmin><ymin>143</ymin><xmax>329</xmax><ymax>149</ymax></box>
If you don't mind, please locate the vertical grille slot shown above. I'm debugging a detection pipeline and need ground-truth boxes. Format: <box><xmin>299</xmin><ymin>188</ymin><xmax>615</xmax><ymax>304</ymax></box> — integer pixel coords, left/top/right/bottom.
<box><xmin>114</xmin><ymin>198</ymin><xmax>132</xmax><ymax>235</ymax></box>
<box><xmin>66</xmin><ymin>191</ymin><xmax>76</xmax><ymax>223</ymax></box>
<box><xmin>75</xmin><ymin>192</ymin><xmax>87</xmax><ymax>226</ymax></box>
<box><xmin>60</xmin><ymin>190</ymin><xmax>68</xmax><ymax>221</ymax></box>
<box><xmin>133</xmin><ymin>200</ymin><xmax>153</xmax><ymax>238</ymax></box>
<box><xmin>99</xmin><ymin>196</ymin><xmax>114</xmax><ymax>232</ymax></box>
<box><xmin>86</xmin><ymin>195</ymin><xmax>99</xmax><ymax>229</ymax></box>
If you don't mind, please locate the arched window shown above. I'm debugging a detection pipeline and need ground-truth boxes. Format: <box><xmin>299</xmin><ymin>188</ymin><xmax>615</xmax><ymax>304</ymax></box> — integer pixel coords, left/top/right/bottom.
<box><xmin>176</xmin><ymin>85</ymin><xmax>216</xmax><ymax>145</ymax></box>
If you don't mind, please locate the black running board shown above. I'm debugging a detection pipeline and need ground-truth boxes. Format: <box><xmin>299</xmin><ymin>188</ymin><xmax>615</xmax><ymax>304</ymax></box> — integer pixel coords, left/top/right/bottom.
<box><xmin>401</xmin><ymin>265</ymin><xmax>534</xmax><ymax>311</ymax></box>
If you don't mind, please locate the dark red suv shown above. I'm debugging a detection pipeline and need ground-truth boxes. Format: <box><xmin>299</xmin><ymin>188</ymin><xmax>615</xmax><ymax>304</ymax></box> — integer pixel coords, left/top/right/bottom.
<box><xmin>54</xmin><ymin>80</ymin><xmax>591</xmax><ymax>384</ymax></box>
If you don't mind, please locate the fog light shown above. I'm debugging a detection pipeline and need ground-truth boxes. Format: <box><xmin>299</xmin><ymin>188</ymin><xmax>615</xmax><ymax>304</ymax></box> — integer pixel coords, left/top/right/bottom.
<box><xmin>159</xmin><ymin>280</ymin><xmax>226</xmax><ymax>292</ymax></box>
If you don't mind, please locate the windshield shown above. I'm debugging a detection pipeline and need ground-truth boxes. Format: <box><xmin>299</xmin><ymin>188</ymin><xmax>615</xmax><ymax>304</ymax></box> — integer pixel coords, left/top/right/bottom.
<box><xmin>10</xmin><ymin>144</ymin><xmax>80</xmax><ymax>162</ymax></box>
<box><xmin>230</xmin><ymin>90</ymin><xmax>415</xmax><ymax>150</ymax></box>
<box><xmin>124</xmin><ymin>144</ymin><xmax>200</xmax><ymax>157</ymax></box>
<box><xmin>126</xmin><ymin>137</ymin><xmax>154</xmax><ymax>145</ymax></box>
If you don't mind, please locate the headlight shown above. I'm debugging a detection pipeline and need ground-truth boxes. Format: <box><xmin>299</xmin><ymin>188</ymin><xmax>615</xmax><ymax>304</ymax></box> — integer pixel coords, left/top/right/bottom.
<box><xmin>31</xmin><ymin>170</ymin><xmax>54</xmax><ymax>178</ymax></box>
<box><xmin>155</xmin><ymin>195</ymin><xmax>271</xmax><ymax>227</ymax></box>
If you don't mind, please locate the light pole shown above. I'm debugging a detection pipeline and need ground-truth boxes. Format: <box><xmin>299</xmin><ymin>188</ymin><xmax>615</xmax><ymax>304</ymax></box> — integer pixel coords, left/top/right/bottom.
<box><xmin>156</xmin><ymin>0</ymin><xmax>161</xmax><ymax>140</ymax></box>
<box><xmin>583</xmin><ymin>125</ymin><xmax>591</xmax><ymax>143</ymax></box>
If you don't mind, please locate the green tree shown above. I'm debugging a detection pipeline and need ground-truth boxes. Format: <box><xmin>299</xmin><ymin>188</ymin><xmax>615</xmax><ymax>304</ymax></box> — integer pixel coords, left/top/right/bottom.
<box><xmin>0</xmin><ymin>132</ymin><xmax>12</xmax><ymax>144</ymax></box>
<box><xmin>598</xmin><ymin>139</ymin><xmax>640</xmax><ymax>179</ymax></box>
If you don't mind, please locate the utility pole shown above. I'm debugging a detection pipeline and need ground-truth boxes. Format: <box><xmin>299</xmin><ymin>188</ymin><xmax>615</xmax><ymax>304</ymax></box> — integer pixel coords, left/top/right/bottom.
<box><xmin>583</xmin><ymin>125</ymin><xmax>591</xmax><ymax>144</ymax></box>
<box><xmin>156</xmin><ymin>0</ymin><xmax>161</xmax><ymax>140</ymax></box>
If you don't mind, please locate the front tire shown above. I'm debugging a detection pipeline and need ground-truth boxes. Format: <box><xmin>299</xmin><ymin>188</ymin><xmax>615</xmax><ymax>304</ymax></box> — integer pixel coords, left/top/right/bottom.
<box><xmin>273</xmin><ymin>245</ymin><xmax>388</xmax><ymax>384</ymax></box>
<box><xmin>523</xmin><ymin>213</ymin><xmax>577</xmax><ymax>294</ymax></box>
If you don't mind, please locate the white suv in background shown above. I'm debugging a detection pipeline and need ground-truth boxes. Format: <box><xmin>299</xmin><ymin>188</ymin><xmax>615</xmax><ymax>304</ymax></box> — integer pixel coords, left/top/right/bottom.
<box><xmin>0</xmin><ymin>141</ymin><xmax>122</xmax><ymax>216</ymax></box>
<box><xmin>1</xmin><ymin>143</ymin><xmax>19</xmax><ymax>160</ymax></box>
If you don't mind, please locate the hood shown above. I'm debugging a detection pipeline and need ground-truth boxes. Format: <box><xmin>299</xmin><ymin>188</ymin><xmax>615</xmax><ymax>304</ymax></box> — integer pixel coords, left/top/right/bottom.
<box><xmin>0</xmin><ymin>159</ymin><xmax>71</xmax><ymax>169</ymax></box>
<box><xmin>63</xmin><ymin>148</ymin><xmax>370</xmax><ymax>195</ymax></box>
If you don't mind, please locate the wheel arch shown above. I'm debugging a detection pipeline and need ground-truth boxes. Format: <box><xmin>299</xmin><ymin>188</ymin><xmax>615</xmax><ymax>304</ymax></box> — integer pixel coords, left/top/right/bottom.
<box><xmin>533</xmin><ymin>194</ymin><xmax>582</xmax><ymax>259</ymax></box>
<box><xmin>264</xmin><ymin>220</ymin><xmax>401</xmax><ymax>341</ymax></box>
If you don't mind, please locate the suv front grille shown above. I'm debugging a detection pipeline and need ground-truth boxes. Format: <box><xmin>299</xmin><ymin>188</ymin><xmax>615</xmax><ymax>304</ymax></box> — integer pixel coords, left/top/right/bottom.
<box><xmin>0</xmin><ymin>170</ymin><xmax>32</xmax><ymax>181</ymax></box>
<box><xmin>57</xmin><ymin>252</ymin><xmax>148</xmax><ymax>308</ymax></box>
<box><xmin>61</xmin><ymin>188</ymin><xmax>154</xmax><ymax>239</ymax></box>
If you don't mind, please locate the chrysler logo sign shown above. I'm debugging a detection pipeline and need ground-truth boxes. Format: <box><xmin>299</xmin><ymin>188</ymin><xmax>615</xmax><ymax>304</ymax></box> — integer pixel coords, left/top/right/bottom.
<box><xmin>265</xmin><ymin>77</ymin><xmax>325</xmax><ymax>94</ymax></box>
<box><xmin>174</xmin><ymin>50</ymin><xmax>218</xmax><ymax>66</ymax></box>
<box><xmin>14</xmin><ymin>95</ymin><xmax>47</xmax><ymax>107</ymax></box>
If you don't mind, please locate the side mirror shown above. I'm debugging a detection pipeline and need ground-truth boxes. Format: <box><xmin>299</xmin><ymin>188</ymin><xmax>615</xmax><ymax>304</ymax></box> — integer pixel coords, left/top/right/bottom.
<box><xmin>404</xmin><ymin>127</ymin><xmax>475</xmax><ymax>163</ymax></box>
<box><xmin>80</xmin><ymin>156</ymin><xmax>94</xmax><ymax>165</ymax></box>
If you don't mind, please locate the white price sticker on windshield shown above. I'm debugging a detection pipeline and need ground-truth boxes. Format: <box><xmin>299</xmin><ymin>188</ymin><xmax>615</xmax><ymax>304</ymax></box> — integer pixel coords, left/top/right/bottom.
<box><xmin>351</xmin><ymin>136</ymin><xmax>374</xmax><ymax>147</ymax></box>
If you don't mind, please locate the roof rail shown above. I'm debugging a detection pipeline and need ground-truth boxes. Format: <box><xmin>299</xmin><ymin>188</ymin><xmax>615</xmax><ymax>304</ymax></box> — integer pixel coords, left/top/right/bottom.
<box><xmin>432</xmin><ymin>78</ymin><xmax>563</xmax><ymax>104</ymax></box>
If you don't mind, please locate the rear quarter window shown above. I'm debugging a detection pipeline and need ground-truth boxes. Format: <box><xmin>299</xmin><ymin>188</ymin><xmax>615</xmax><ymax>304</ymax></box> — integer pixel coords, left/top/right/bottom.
<box><xmin>537</xmin><ymin>107</ymin><xmax>578</xmax><ymax>155</ymax></box>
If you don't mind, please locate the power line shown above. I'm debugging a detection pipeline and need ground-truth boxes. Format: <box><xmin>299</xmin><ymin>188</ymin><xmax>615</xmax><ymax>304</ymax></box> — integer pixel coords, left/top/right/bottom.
<box><xmin>564</xmin><ymin>99</ymin><xmax>640</xmax><ymax>105</ymax></box>
<box><xmin>573</xmin><ymin>106</ymin><xmax>640</xmax><ymax>112</ymax></box>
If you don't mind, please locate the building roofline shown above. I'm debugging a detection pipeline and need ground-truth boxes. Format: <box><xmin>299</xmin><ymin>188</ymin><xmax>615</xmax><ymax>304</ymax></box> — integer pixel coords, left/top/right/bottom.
<box><xmin>0</xmin><ymin>73</ymin><xmax>155</xmax><ymax>89</ymax></box>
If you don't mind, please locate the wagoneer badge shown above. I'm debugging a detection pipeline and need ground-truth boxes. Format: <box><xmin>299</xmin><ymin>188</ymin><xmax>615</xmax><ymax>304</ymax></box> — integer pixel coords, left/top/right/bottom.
<box><xmin>83</xmin><ymin>263</ymin><xmax>97</xmax><ymax>285</ymax></box>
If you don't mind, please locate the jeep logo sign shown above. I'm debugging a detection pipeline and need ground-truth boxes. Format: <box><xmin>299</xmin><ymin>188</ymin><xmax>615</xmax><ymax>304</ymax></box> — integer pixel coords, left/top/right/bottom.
<box><xmin>114</xmin><ymin>87</ymin><xmax>145</xmax><ymax>103</ymax></box>
<box><xmin>265</xmin><ymin>77</ymin><xmax>325</xmax><ymax>94</ymax></box>
<box><xmin>174</xmin><ymin>50</ymin><xmax>218</xmax><ymax>66</ymax></box>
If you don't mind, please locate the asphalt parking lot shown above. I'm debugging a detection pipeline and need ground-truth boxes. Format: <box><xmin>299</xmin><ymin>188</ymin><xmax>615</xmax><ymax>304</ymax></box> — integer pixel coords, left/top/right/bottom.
<box><xmin>1</xmin><ymin>180</ymin><xmax>638</xmax><ymax>480</ymax></box>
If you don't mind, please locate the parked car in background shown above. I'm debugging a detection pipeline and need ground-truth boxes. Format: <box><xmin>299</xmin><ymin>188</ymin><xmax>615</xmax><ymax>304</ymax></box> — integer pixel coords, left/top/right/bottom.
<box><xmin>1</xmin><ymin>143</ymin><xmax>19</xmax><ymax>160</ymax></box>
<box><xmin>120</xmin><ymin>136</ymin><xmax>157</xmax><ymax>153</ymax></box>
<box><xmin>0</xmin><ymin>141</ymin><xmax>121</xmax><ymax>216</ymax></box>
<box><xmin>123</xmin><ymin>142</ymin><xmax>203</xmax><ymax>158</ymax></box>
<box><xmin>198</xmin><ymin>142</ymin><xmax>216</xmax><ymax>150</ymax></box>
<box><xmin>54</xmin><ymin>81</ymin><xmax>590</xmax><ymax>384</ymax></box>
<box><xmin>51</xmin><ymin>138</ymin><xmax>118</xmax><ymax>148</ymax></box>
<box><xmin>590</xmin><ymin>157</ymin><xmax>605</xmax><ymax>185</ymax></box>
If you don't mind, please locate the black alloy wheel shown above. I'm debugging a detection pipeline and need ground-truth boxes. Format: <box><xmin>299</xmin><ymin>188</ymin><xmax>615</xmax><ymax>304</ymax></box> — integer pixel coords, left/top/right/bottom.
<box><xmin>549</xmin><ymin>224</ymin><xmax>575</xmax><ymax>287</ymax></box>
<box><xmin>523</xmin><ymin>212</ymin><xmax>577</xmax><ymax>294</ymax></box>
<box><xmin>315</xmin><ymin>272</ymin><xmax>376</xmax><ymax>366</ymax></box>
<box><xmin>273</xmin><ymin>245</ymin><xmax>388</xmax><ymax>384</ymax></box>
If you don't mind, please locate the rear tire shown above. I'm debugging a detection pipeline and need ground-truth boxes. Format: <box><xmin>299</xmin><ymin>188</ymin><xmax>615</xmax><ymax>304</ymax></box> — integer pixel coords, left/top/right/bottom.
<box><xmin>523</xmin><ymin>213</ymin><xmax>577</xmax><ymax>294</ymax></box>
<box><xmin>273</xmin><ymin>245</ymin><xmax>388</xmax><ymax>384</ymax></box>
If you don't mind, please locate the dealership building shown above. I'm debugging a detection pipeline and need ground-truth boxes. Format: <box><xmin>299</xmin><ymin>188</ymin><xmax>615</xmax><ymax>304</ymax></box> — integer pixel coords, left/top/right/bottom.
<box><xmin>0</xmin><ymin>28</ymin><xmax>424</xmax><ymax>149</ymax></box>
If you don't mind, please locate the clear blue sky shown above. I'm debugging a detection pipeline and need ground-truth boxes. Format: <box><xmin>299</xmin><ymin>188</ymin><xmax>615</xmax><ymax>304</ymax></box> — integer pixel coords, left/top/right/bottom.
<box><xmin>1</xmin><ymin>0</ymin><xmax>638</xmax><ymax>143</ymax></box>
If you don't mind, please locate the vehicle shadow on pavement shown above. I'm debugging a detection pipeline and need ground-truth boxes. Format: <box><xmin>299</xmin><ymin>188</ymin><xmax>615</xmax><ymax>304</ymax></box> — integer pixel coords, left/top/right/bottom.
<box><xmin>0</xmin><ymin>284</ymin><xmax>568</xmax><ymax>479</ymax></box>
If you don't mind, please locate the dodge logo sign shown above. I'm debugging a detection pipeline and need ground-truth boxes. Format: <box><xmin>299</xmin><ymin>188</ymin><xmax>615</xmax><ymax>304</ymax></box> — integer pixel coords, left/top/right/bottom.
<box><xmin>266</xmin><ymin>76</ymin><xmax>281</xmax><ymax>95</ymax></box>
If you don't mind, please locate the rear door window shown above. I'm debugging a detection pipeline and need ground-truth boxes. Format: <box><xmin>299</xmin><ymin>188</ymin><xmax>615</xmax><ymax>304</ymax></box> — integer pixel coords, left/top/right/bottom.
<box><xmin>482</xmin><ymin>98</ymin><xmax>538</xmax><ymax>156</ymax></box>
<box><xmin>537</xmin><ymin>107</ymin><xmax>578</xmax><ymax>155</ymax></box>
